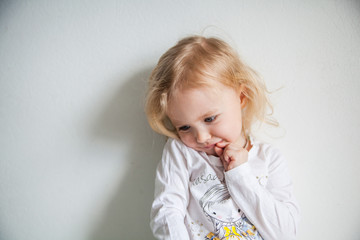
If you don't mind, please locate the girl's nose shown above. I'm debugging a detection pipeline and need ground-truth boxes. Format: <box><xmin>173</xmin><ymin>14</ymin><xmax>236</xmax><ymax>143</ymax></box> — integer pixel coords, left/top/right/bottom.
<box><xmin>196</xmin><ymin>129</ymin><xmax>211</xmax><ymax>143</ymax></box>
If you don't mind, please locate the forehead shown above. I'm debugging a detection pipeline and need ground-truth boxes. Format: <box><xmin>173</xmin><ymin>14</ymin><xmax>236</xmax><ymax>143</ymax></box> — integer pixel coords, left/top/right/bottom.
<box><xmin>167</xmin><ymin>83</ymin><xmax>238</xmax><ymax>124</ymax></box>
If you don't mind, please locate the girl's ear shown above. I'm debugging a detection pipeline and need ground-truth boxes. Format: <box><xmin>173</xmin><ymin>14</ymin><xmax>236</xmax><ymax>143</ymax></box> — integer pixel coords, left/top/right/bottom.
<box><xmin>240</xmin><ymin>93</ymin><xmax>247</xmax><ymax>108</ymax></box>
<box><xmin>238</xmin><ymin>85</ymin><xmax>247</xmax><ymax>108</ymax></box>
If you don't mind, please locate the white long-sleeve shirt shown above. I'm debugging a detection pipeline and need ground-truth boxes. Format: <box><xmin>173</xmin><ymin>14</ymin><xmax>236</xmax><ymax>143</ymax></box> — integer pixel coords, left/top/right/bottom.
<box><xmin>150</xmin><ymin>138</ymin><xmax>300</xmax><ymax>240</ymax></box>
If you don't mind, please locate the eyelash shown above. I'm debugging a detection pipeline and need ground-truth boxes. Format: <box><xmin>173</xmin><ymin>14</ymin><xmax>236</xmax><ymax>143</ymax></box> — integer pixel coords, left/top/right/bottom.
<box><xmin>178</xmin><ymin>125</ymin><xmax>190</xmax><ymax>131</ymax></box>
<box><xmin>178</xmin><ymin>115</ymin><xmax>217</xmax><ymax>132</ymax></box>
<box><xmin>204</xmin><ymin>115</ymin><xmax>217</xmax><ymax>123</ymax></box>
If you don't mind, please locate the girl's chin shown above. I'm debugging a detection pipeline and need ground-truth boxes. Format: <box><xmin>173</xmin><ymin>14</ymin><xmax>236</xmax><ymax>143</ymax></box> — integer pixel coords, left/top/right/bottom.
<box><xmin>203</xmin><ymin>148</ymin><xmax>217</xmax><ymax>156</ymax></box>
<box><xmin>187</xmin><ymin>144</ymin><xmax>218</xmax><ymax>156</ymax></box>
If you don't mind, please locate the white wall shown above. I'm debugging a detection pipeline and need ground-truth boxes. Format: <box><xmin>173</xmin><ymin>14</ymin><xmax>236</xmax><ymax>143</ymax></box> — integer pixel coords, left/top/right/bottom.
<box><xmin>1</xmin><ymin>1</ymin><xmax>360</xmax><ymax>239</ymax></box>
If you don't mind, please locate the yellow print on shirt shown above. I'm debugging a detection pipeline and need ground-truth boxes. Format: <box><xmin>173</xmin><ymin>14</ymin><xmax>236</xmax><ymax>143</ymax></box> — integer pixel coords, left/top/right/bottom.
<box><xmin>199</xmin><ymin>184</ymin><xmax>263</xmax><ymax>240</ymax></box>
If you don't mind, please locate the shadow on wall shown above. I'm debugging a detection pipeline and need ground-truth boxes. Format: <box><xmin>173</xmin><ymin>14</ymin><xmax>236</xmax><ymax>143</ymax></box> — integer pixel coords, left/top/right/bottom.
<box><xmin>89</xmin><ymin>68</ymin><xmax>165</xmax><ymax>240</ymax></box>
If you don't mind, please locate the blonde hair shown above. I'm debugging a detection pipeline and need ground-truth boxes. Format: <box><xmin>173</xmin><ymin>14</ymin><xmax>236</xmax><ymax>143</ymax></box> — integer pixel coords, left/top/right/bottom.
<box><xmin>145</xmin><ymin>35</ymin><xmax>277</xmax><ymax>139</ymax></box>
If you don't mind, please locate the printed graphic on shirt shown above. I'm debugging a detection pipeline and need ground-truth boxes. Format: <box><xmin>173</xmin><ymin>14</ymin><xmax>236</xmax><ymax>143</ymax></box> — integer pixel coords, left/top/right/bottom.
<box><xmin>199</xmin><ymin>184</ymin><xmax>263</xmax><ymax>240</ymax></box>
<box><xmin>191</xmin><ymin>172</ymin><xmax>223</xmax><ymax>186</ymax></box>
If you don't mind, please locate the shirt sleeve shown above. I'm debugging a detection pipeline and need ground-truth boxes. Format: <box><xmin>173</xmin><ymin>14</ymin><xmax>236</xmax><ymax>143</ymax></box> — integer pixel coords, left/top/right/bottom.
<box><xmin>150</xmin><ymin>139</ymin><xmax>190</xmax><ymax>240</ymax></box>
<box><xmin>224</xmin><ymin>145</ymin><xmax>300</xmax><ymax>240</ymax></box>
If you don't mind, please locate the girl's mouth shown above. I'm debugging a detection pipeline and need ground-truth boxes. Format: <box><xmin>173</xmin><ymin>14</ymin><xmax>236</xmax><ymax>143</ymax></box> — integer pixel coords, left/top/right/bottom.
<box><xmin>204</xmin><ymin>144</ymin><xmax>215</xmax><ymax>149</ymax></box>
<box><xmin>204</xmin><ymin>140</ymin><xmax>224</xmax><ymax>149</ymax></box>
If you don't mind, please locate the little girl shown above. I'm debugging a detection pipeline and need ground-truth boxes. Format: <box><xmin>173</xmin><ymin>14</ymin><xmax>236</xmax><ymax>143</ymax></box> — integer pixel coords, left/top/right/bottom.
<box><xmin>145</xmin><ymin>36</ymin><xmax>300</xmax><ymax>240</ymax></box>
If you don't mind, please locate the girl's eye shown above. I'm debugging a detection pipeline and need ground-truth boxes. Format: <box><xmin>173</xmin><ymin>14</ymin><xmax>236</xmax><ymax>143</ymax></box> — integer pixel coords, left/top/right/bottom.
<box><xmin>213</xmin><ymin>212</ymin><xmax>216</xmax><ymax>215</ymax></box>
<box><xmin>178</xmin><ymin>125</ymin><xmax>190</xmax><ymax>131</ymax></box>
<box><xmin>204</xmin><ymin>115</ymin><xmax>216</xmax><ymax>123</ymax></box>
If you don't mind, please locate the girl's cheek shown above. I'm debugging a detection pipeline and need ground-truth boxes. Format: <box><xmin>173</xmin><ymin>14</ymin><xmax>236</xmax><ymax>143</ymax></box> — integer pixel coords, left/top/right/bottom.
<box><xmin>180</xmin><ymin>134</ymin><xmax>195</xmax><ymax>146</ymax></box>
<box><xmin>214</xmin><ymin>126</ymin><xmax>231</xmax><ymax>141</ymax></box>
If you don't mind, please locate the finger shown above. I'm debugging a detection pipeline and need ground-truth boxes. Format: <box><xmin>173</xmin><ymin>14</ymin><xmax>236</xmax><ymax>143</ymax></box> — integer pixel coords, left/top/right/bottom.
<box><xmin>223</xmin><ymin>153</ymin><xmax>230</xmax><ymax>163</ymax></box>
<box><xmin>215</xmin><ymin>141</ymin><xmax>229</xmax><ymax>148</ymax></box>
<box><xmin>220</xmin><ymin>156</ymin><xmax>228</xmax><ymax>170</ymax></box>
<box><xmin>214</xmin><ymin>146</ymin><xmax>223</xmax><ymax>157</ymax></box>
<box><xmin>224</xmin><ymin>148</ymin><xmax>248</xmax><ymax>169</ymax></box>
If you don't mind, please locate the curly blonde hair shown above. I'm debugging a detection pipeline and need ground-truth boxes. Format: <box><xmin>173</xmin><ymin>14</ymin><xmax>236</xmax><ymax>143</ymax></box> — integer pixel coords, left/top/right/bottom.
<box><xmin>145</xmin><ymin>35</ymin><xmax>277</xmax><ymax>139</ymax></box>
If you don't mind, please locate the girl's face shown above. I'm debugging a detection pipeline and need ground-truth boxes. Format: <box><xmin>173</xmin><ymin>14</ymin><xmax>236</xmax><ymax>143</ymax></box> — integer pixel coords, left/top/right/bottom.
<box><xmin>205</xmin><ymin>199</ymin><xmax>242</xmax><ymax>223</ymax></box>
<box><xmin>167</xmin><ymin>81</ymin><xmax>245</xmax><ymax>156</ymax></box>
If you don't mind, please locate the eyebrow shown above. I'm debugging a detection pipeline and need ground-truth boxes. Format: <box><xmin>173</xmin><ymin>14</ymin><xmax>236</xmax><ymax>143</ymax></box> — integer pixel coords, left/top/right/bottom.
<box><xmin>170</xmin><ymin>109</ymin><xmax>219</xmax><ymax>127</ymax></box>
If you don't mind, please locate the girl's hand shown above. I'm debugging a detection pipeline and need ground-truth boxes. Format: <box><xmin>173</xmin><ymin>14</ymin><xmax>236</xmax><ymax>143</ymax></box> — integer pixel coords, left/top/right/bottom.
<box><xmin>214</xmin><ymin>140</ymin><xmax>248</xmax><ymax>171</ymax></box>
